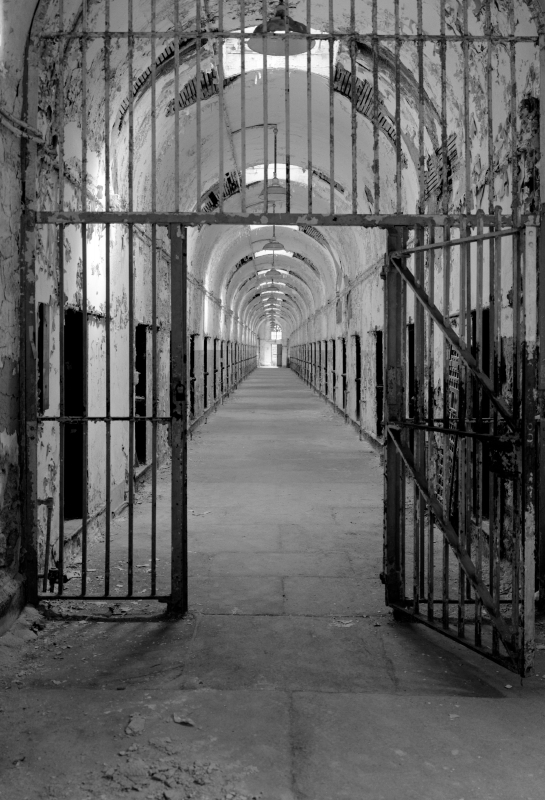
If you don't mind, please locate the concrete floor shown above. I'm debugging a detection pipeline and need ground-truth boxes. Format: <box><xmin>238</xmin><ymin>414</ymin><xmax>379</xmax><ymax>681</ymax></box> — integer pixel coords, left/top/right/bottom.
<box><xmin>1</xmin><ymin>367</ymin><xmax>545</xmax><ymax>800</ymax></box>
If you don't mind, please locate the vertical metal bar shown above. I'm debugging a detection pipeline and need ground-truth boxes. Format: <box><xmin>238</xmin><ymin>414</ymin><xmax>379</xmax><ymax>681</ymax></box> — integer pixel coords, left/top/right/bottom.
<box><xmin>462</xmin><ymin>0</ymin><xmax>471</xmax><ymax>215</ymax></box>
<box><xmin>262</xmin><ymin>0</ymin><xmax>269</xmax><ymax>212</ymax></box>
<box><xmin>240</xmin><ymin>0</ymin><xmax>246</xmax><ymax>212</ymax></box>
<box><xmin>151</xmin><ymin>0</ymin><xmax>157</xmax><ymax>213</ymax></box>
<box><xmin>127</xmin><ymin>0</ymin><xmax>135</xmax><ymax>597</ymax></box>
<box><xmin>350</xmin><ymin>0</ymin><xmax>357</xmax><ymax>214</ymax></box>
<box><xmin>492</xmin><ymin>206</ymin><xmax>502</xmax><ymax>656</ymax></box>
<box><xmin>328</xmin><ymin>0</ymin><xmax>334</xmax><ymax>215</ymax></box>
<box><xmin>80</xmin><ymin>0</ymin><xmax>88</xmax><ymax>597</ymax></box>
<box><xmin>127</xmin><ymin>223</ymin><xmax>135</xmax><ymax>597</ymax></box>
<box><xmin>457</xmin><ymin>216</ymin><xmax>468</xmax><ymax>638</ymax></box>
<box><xmin>417</xmin><ymin>0</ymin><xmax>425</xmax><ymax>213</ymax></box>
<box><xmin>218</xmin><ymin>0</ymin><xmax>224</xmax><ymax>212</ymax></box>
<box><xmin>307</xmin><ymin>0</ymin><xmax>312</xmax><ymax>213</ymax></box>
<box><xmin>486</xmin><ymin>2</ymin><xmax>494</xmax><ymax>216</ymax></box>
<box><xmin>427</xmin><ymin>221</ymin><xmax>435</xmax><ymax>622</ymax></box>
<box><xmin>394</xmin><ymin>0</ymin><xmax>402</xmax><ymax>214</ymax></box>
<box><xmin>522</xmin><ymin>222</ymin><xmax>538</xmax><ymax>675</ymax></box>
<box><xmin>170</xmin><ymin>224</ymin><xmax>188</xmax><ymax>614</ymax></box>
<box><xmin>174</xmin><ymin>0</ymin><xmax>180</xmax><ymax>212</ymax></box>
<box><xmin>474</xmin><ymin>210</ymin><xmax>484</xmax><ymax>646</ymax></box>
<box><xmin>442</xmin><ymin>220</ymin><xmax>451</xmax><ymax>628</ymax></box>
<box><xmin>58</xmin><ymin>221</ymin><xmax>65</xmax><ymax>595</ymax></box>
<box><xmin>384</xmin><ymin>228</ymin><xmax>406</xmax><ymax>608</ymax></box>
<box><xmin>104</xmin><ymin>0</ymin><xmax>111</xmax><ymax>597</ymax></box>
<box><xmin>440</xmin><ymin>0</ymin><xmax>448</xmax><ymax>216</ymax></box>
<box><xmin>372</xmin><ymin>0</ymin><xmax>380</xmax><ymax>213</ymax></box>
<box><xmin>284</xmin><ymin>2</ymin><xmax>290</xmax><ymax>212</ymax></box>
<box><xmin>414</xmin><ymin>226</ymin><xmax>426</xmax><ymax>608</ymax></box>
<box><xmin>195</xmin><ymin>0</ymin><xmax>202</xmax><ymax>210</ymax></box>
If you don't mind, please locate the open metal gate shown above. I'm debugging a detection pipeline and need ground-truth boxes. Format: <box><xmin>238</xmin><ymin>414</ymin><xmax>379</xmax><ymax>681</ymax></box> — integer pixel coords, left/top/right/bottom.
<box><xmin>382</xmin><ymin>216</ymin><xmax>539</xmax><ymax>676</ymax></box>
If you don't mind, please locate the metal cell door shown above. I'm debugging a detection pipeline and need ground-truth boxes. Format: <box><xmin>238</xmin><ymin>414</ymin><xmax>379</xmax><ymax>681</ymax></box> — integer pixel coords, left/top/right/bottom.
<box><xmin>382</xmin><ymin>218</ymin><xmax>539</xmax><ymax>676</ymax></box>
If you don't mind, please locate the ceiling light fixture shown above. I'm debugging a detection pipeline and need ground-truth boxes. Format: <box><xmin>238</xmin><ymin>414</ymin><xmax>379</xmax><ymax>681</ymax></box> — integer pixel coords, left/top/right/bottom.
<box><xmin>247</xmin><ymin>2</ymin><xmax>313</xmax><ymax>57</ymax></box>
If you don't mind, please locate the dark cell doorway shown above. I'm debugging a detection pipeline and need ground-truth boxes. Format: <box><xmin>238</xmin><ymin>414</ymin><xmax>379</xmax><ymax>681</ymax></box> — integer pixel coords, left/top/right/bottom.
<box><xmin>135</xmin><ymin>324</ymin><xmax>147</xmax><ymax>466</ymax></box>
<box><xmin>64</xmin><ymin>309</ymin><xmax>84</xmax><ymax>520</ymax></box>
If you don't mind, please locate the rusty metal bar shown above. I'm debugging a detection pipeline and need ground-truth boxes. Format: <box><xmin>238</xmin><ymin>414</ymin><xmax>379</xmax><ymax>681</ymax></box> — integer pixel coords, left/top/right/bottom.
<box><xmin>151</xmin><ymin>0</ymin><xmax>157</xmax><ymax>212</ymax></box>
<box><xmin>151</xmin><ymin>225</ymin><xmax>158</xmax><ymax>595</ymax></box>
<box><xmin>414</xmin><ymin>225</ymin><xmax>426</xmax><ymax>609</ymax></box>
<box><xmin>394</xmin><ymin>0</ymin><xmax>402</xmax><ymax>214</ymax></box>
<box><xmin>457</xmin><ymin>218</ymin><xmax>468</xmax><ymax>637</ymax></box>
<box><xmin>427</xmin><ymin>221</ymin><xmax>435</xmax><ymax>622</ymax></box>
<box><xmin>218</xmin><ymin>0</ymin><xmax>225</xmax><ymax>212</ymax></box>
<box><xmin>350</xmin><ymin>0</ymin><xmax>357</xmax><ymax>214</ymax></box>
<box><xmin>58</xmin><ymin>222</ymin><xmax>65</xmax><ymax>596</ymax></box>
<box><xmin>284</xmin><ymin>2</ymin><xmax>291</xmax><ymax>212</ymax></box>
<box><xmin>41</xmin><ymin>30</ymin><xmax>539</xmax><ymax>43</ymax></box>
<box><xmin>462</xmin><ymin>0</ymin><xmax>471</xmax><ymax>215</ymax></box>
<box><xmin>307</xmin><ymin>0</ymin><xmax>313</xmax><ymax>213</ymax></box>
<box><xmin>372</xmin><ymin>0</ymin><xmax>380</xmax><ymax>212</ymax></box>
<box><xmin>262</xmin><ymin>0</ymin><xmax>269</xmax><ymax>212</ymax></box>
<box><xmin>417</xmin><ymin>0</ymin><xmax>425</xmax><ymax>213</ymax></box>
<box><xmin>81</xmin><ymin>222</ymin><xmax>89</xmax><ymax>597</ymax></box>
<box><xmin>36</xmin><ymin>211</ymin><xmax>523</xmax><ymax>226</ymax></box>
<box><xmin>390</xmin><ymin>254</ymin><xmax>516</xmax><ymax>428</ymax></box>
<box><xmin>440</xmin><ymin>0</ymin><xmax>448</xmax><ymax>215</ymax></box>
<box><xmin>169</xmin><ymin>224</ymin><xmax>188</xmax><ymax>613</ymax></box>
<box><xmin>474</xmin><ymin>211</ymin><xmax>484</xmax><ymax>646</ymax></box>
<box><xmin>104</xmin><ymin>0</ymin><xmax>111</xmax><ymax>596</ymax></box>
<box><xmin>392</xmin><ymin>228</ymin><xmax>521</xmax><ymax>257</ymax></box>
<box><xmin>328</xmin><ymin>0</ymin><xmax>334</xmax><ymax>215</ymax></box>
<box><xmin>127</xmin><ymin>222</ymin><xmax>135</xmax><ymax>597</ymax></box>
<box><xmin>387</xmin><ymin>427</ymin><xmax>516</xmax><ymax>648</ymax></box>
<box><xmin>240</xmin><ymin>0</ymin><xmax>246</xmax><ymax>212</ymax></box>
<box><xmin>174</xmin><ymin>0</ymin><xmax>180</xmax><ymax>212</ymax></box>
<box><xmin>195</xmin><ymin>0</ymin><xmax>202</xmax><ymax>210</ymax></box>
<box><xmin>491</xmin><ymin>206</ymin><xmax>503</xmax><ymax>656</ymax></box>
<box><xmin>80</xmin><ymin>0</ymin><xmax>89</xmax><ymax>597</ymax></box>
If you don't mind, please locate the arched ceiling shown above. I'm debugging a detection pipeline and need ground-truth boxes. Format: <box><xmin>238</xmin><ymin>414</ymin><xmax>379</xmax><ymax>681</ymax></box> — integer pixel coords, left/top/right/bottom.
<box><xmin>34</xmin><ymin>0</ymin><xmax>541</xmax><ymax>336</ymax></box>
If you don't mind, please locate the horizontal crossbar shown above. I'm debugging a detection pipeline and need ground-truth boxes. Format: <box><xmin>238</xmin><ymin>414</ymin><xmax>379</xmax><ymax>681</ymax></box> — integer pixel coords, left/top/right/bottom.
<box><xmin>34</xmin><ymin>211</ymin><xmax>524</xmax><ymax>228</ymax></box>
<box><xmin>391</xmin><ymin>227</ymin><xmax>520</xmax><ymax>258</ymax></box>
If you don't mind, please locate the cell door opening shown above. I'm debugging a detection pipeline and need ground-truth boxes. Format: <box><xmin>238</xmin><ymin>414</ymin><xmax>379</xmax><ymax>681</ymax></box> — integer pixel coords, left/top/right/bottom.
<box><xmin>63</xmin><ymin>309</ymin><xmax>84</xmax><ymax>521</ymax></box>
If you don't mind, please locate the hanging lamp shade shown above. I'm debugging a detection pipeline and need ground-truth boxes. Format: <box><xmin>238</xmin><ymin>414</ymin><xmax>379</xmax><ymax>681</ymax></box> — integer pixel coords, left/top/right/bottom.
<box><xmin>262</xmin><ymin>237</ymin><xmax>284</xmax><ymax>252</ymax></box>
<box><xmin>247</xmin><ymin>3</ymin><xmax>313</xmax><ymax>57</ymax></box>
<box><xmin>258</xmin><ymin>176</ymin><xmax>286</xmax><ymax>200</ymax></box>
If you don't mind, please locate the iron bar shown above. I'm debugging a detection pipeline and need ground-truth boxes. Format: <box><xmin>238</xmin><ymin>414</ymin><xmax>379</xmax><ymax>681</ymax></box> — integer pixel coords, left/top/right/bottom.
<box><xmin>36</xmin><ymin>212</ymin><xmax>526</xmax><ymax>227</ymax></box>
<box><xmin>390</xmin><ymin>253</ymin><xmax>516</xmax><ymax>428</ymax></box>
<box><xmin>39</xmin><ymin>31</ymin><xmax>538</xmax><ymax>43</ymax></box>
<box><xmin>284</xmin><ymin>2</ymin><xmax>290</xmax><ymax>212</ymax></box>
<box><xmin>427</xmin><ymin>221</ymin><xmax>435</xmax><ymax>622</ymax></box>
<box><xmin>169</xmin><ymin>224</ymin><xmax>188</xmax><ymax>614</ymax></box>
<box><xmin>151</xmin><ymin>225</ymin><xmax>158</xmax><ymax>596</ymax></box>
<box><xmin>307</xmin><ymin>0</ymin><xmax>312</xmax><ymax>213</ymax></box>
<box><xmin>387</xmin><ymin>427</ymin><xmax>516</xmax><ymax>647</ymax></box>
<box><xmin>372</xmin><ymin>0</ymin><xmax>379</xmax><ymax>212</ymax></box>
<box><xmin>262</xmin><ymin>0</ymin><xmax>269</xmax><ymax>212</ymax></box>
<box><xmin>174</xmin><ymin>0</ymin><xmax>180</xmax><ymax>212</ymax></box>
<box><xmin>240</xmin><ymin>0</ymin><xmax>246</xmax><ymax>212</ymax></box>
<box><xmin>350</xmin><ymin>0</ymin><xmax>357</xmax><ymax>214</ymax></box>
<box><xmin>218</xmin><ymin>0</ymin><xmax>224</xmax><ymax>212</ymax></box>
<box><xmin>328</xmin><ymin>0</ymin><xmax>334</xmax><ymax>215</ymax></box>
<box><xmin>195</xmin><ymin>0</ymin><xmax>202</xmax><ymax>210</ymax></box>
<box><xmin>104</xmin><ymin>0</ymin><xmax>111</xmax><ymax>596</ymax></box>
<box><xmin>392</xmin><ymin>228</ymin><xmax>521</xmax><ymax>257</ymax></box>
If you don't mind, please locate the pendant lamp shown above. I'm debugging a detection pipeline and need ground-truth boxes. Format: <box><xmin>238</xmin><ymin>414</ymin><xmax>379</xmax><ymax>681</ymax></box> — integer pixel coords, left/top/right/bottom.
<box><xmin>247</xmin><ymin>2</ymin><xmax>313</xmax><ymax>57</ymax></box>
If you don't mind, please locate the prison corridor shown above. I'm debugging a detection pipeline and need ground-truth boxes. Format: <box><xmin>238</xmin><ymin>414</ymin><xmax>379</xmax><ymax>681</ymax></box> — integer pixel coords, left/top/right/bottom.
<box><xmin>1</xmin><ymin>367</ymin><xmax>545</xmax><ymax>800</ymax></box>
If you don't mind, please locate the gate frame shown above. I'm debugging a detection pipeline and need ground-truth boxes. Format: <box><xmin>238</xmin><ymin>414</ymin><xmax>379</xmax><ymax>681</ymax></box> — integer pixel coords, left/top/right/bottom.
<box><xmin>382</xmin><ymin>220</ymin><xmax>541</xmax><ymax>676</ymax></box>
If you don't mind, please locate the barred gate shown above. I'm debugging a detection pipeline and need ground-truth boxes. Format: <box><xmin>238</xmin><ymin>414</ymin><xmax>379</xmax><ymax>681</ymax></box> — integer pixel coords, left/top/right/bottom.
<box><xmin>382</xmin><ymin>218</ymin><xmax>539</xmax><ymax>676</ymax></box>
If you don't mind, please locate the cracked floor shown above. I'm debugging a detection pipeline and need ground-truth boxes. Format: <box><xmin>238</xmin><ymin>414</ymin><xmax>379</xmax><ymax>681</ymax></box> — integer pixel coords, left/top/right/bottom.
<box><xmin>1</xmin><ymin>368</ymin><xmax>545</xmax><ymax>800</ymax></box>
